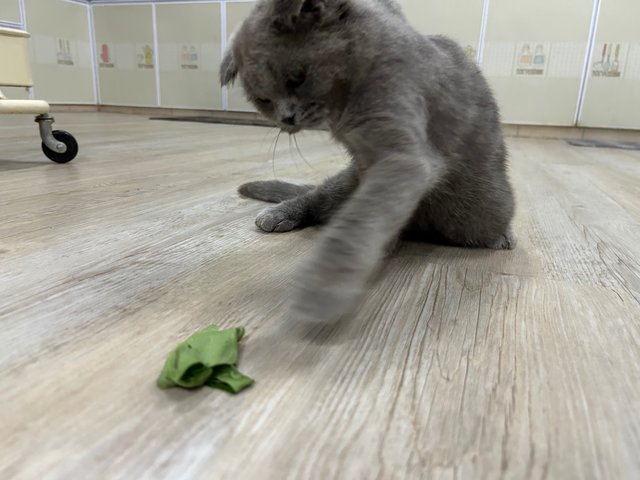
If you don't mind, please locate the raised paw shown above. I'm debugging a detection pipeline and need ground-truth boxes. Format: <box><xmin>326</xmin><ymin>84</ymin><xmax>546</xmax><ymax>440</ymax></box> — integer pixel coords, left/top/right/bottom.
<box><xmin>287</xmin><ymin>254</ymin><xmax>364</xmax><ymax>324</ymax></box>
<box><xmin>255</xmin><ymin>206</ymin><xmax>304</xmax><ymax>233</ymax></box>
<box><xmin>289</xmin><ymin>276</ymin><xmax>361</xmax><ymax>325</ymax></box>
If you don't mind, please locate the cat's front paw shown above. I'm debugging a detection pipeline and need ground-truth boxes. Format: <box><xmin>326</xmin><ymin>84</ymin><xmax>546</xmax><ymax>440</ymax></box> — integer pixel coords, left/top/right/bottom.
<box><xmin>255</xmin><ymin>206</ymin><xmax>303</xmax><ymax>233</ymax></box>
<box><xmin>289</xmin><ymin>282</ymin><xmax>359</xmax><ymax>324</ymax></box>
<box><xmin>288</xmin><ymin>261</ymin><xmax>363</xmax><ymax>324</ymax></box>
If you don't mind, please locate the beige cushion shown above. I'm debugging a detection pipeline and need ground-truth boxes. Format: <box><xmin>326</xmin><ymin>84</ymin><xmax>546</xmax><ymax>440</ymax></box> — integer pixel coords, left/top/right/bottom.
<box><xmin>0</xmin><ymin>27</ymin><xmax>34</xmax><ymax>87</ymax></box>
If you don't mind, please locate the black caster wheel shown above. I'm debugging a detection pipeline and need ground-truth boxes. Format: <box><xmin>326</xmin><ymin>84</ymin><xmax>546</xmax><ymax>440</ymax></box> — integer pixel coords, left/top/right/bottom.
<box><xmin>42</xmin><ymin>130</ymin><xmax>79</xmax><ymax>163</ymax></box>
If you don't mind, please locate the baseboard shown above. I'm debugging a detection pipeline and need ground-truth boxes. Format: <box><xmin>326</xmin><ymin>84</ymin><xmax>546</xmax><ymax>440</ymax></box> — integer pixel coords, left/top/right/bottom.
<box><xmin>49</xmin><ymin>104</ymin><xmax>640</xmax><ymax>142</ymax></box>
<box><xmin>506</xmin><ymin>124</ymin><xmax>640</xmax><ymax>142</ymax></box>
<box><xmin>96</xmin><ymin>104</ymin><xmax>271</xmax><ymax>127</ymax></box>
<box><xmin>50</xmin><ymin>104</ymin><xmax>99</xmax><ymax>112</ymax></box>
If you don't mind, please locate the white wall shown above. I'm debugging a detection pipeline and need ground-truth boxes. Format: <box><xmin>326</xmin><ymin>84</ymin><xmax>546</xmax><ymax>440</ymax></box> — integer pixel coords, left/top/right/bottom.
<box><xmin>482</xmin><ymin>0</ymin><xmax>593</xmax><ymax>126</ymax></box>
<box><xmin>93</xmin><ymin>4</ymin><xmax>157</xmax><ymax>106</ymax></box>
<box><xmin>1</xmin><ymin>0</ymin><xmax>94</xmax><ymax>103</ymax></box>
<box><xmin>25</xmin><ymin>0</ymin><xmax>95</xmax><ymax>103</ymax></box>
<box><xmin>579</xmin><ymin>1</ymin><xmax>640</xmax><ymax>129</ymax></box>
<box><xmin>0</xmin><ymin>0</ymin><xmax>22</xmax><ymax>25</ymax></box>
<box><xmin>2</xmin><ymin>0</ymin><xmax>639</xmax><ymax>129</ymax></box>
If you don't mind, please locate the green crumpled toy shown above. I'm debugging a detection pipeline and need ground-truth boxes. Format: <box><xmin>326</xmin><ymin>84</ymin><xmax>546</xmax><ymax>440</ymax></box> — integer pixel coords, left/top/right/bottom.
<box><xmin>157</xmin><ymin>325</ymin><xmax>254</xmax><ymax>393</ymax></box>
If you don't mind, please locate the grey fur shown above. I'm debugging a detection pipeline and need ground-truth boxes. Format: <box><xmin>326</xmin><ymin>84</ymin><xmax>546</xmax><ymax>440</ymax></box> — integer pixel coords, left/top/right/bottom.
<box><xmin>222</xmin><ymin>0</ymin><xmax>516</xmax><ymax>323</ymax></box>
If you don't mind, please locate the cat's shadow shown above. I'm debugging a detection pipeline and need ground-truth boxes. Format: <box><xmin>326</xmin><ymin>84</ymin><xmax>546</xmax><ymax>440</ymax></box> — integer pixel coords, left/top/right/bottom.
<box><xmin>272</xmin><ymin>241</ymin><xmax>441</xmax><ymax>345</ymax></box>
<box><xmin>0</xmin><ymin>159</ymin><xmax>48</xmax><ymax>171</ymax></box>
<box><xmin>250</xmin><ymin>316</ymin><xmax>360</xmax><ymax>377</ymax></box>
<box><xmin>247</xmin><ymin>240</ymin><xmax>508</xmax><ymax>377</ymax></box>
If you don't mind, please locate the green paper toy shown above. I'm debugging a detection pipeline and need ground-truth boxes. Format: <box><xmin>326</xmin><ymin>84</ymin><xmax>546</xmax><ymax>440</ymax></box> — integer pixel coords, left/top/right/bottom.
<box><xmin>157</xmin><ymin>325</ymin><xmax>254</xmax><ymax>393</ymax></box>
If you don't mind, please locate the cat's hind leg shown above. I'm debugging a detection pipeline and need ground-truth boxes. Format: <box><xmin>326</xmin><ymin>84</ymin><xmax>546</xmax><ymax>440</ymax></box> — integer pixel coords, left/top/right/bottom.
<box><xmin>483</xmin><ymin>227</ymin><xmax>517</xmax><ymax>250</ymax></box>
<box><xmin>418</xmin><ymin>182</ymin><xmax>517</xmax><ymax>250</ymax></box>
<box><xmin>238</xmin><ymin>180</ymin><xmax>314</xmax><ymax>203</ymax></box>
<box><xmin>406</xmin><ymin>219</ymin><xmax>517</xmax><ymax>250</ymax></box>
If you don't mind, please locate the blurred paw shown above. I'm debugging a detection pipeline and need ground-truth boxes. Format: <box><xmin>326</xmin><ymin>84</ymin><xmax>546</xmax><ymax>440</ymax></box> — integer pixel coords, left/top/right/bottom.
<box><xmin>289</xmin><ymin>283</ymin><xmax>358</xmax><ymax>325</ymax></box>
<box><xmin>288</xmin><ymin>261</ymin><xmax>363</xmax><ymax>324</ymax></box>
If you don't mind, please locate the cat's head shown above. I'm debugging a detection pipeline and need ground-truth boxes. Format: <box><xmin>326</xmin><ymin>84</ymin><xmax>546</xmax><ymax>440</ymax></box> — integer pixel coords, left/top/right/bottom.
<box><xmin>220</xmin><ymin>0</ymin><xmax>353</xmax><ymax>133</ymax></box>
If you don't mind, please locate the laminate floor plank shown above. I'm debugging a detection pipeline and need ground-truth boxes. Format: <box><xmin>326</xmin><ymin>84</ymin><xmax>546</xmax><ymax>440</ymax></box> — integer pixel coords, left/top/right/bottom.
<box><xmin>0</xmin><ymin>113</ymin><xmax>638</xmax><ymax>480</ymax></box>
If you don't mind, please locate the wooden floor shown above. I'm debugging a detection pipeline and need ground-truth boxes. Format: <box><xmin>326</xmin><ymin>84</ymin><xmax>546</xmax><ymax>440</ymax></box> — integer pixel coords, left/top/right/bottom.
<box><xmin>1</xmin><ymin>112</ymin><xmax>639</xmax><ymax>479</ymax></box>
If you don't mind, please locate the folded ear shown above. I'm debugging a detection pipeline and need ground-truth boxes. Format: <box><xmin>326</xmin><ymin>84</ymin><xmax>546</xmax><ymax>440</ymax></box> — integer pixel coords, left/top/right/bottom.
<box><xmin>272</xmin><ymin>0</ymin><xmax>305</xmax><ymax>28</ymax></box>
<box><xmin>272</xmin><ymin>0</ymin><xmax>349</xmax><ymax>33</ymax></box>
<box><xmin>220</xmin><ymin>47</ymin><xmax>238</xmax><ymax>86</ymax></box>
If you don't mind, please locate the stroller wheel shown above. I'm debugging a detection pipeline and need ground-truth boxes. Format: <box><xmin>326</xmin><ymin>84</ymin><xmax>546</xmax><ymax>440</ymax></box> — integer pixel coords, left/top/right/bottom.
<box><xmin>42</xmin><ymin>130</ymin><xmax>78</xmax><ymax>163</ymax></box>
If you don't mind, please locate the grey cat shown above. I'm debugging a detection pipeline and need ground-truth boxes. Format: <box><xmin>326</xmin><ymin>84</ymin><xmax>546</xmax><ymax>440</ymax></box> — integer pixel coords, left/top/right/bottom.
<box><xmin>220</xmin><ymin>0</ymin><xmax>516</xmax><ymax>324</ymax></box>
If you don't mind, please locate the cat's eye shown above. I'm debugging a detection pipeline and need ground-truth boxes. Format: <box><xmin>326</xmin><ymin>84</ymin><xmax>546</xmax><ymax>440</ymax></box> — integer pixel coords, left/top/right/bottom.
<box><xmin>286</xmin><ymin>71</ymin><xmax>306</xmax><ymax>92</ymax></box>
<box><xmin>256</xmin><ymin>98</ymin><xmax>272</xmax><ymax>106</ymax></box>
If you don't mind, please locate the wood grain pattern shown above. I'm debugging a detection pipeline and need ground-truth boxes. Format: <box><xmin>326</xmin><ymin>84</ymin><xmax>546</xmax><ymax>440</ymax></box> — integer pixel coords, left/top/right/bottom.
<box><xmin>1</xmin><ymin>113</ymin><xmax>639</xmax><ymax>480</ymax></box>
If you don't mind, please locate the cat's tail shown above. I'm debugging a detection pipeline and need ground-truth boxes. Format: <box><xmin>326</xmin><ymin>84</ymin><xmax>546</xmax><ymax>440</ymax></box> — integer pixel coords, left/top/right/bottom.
<box><xmin>238</xmin><ymin>180</ymin><xmax>314</xmax><ymax>203</ymax></box>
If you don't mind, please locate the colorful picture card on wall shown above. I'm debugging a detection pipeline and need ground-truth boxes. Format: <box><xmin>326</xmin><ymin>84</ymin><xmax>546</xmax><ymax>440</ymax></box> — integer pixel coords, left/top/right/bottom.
<box><xmin>99</xmin><ymin>43</ymin><xmax>115</xmax><ymax>68</ymax></box>
<box><xmin>179</xmin><ymin>44</ymin><xmax>200</xmax><ymax>70</ymax></box>
<box><xmin>136</xmin><ymin>44</ymin><xmax>154</xmax><ymax>69</ymax></box>
<box><xmin>592</xmin><ymin>43</ymin><xmax>627</xmax><ymax>78</ymax></box>
<box><xmin>514</xmin><ymin>42</ymin><xmax>550</xmax><ymax>76</ymax></box>
<box><xmin>56</xmin><ymin>39</ymin><xmax>74</xmax><ymax>66</ymax></box>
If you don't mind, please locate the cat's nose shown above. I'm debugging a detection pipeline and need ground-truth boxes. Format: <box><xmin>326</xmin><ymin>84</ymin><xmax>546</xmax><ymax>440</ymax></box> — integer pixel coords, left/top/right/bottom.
<box><xmin>282</xmin><ymin>115</ymin><xmax>296</xmax><ymax>126</ymax></box>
